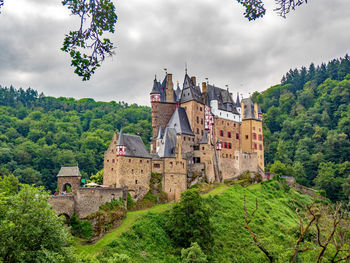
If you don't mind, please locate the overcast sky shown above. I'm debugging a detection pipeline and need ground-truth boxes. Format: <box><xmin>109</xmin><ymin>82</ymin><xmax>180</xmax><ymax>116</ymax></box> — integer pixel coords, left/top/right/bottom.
<box><xmin>0</xmin><ymin>0</ymin><xmax>349</xmax><ymax>106</ymax></box>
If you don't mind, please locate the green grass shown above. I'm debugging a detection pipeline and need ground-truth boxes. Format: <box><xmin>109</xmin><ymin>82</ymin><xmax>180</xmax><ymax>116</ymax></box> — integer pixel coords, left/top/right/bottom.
<box><xmin>74</xmin><ymin>184</ymin><xmax>228</xmax><ymax>258</ymax></box>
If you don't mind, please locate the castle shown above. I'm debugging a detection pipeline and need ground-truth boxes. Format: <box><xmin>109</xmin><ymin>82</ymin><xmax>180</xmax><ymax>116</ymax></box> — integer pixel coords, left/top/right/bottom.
<box><xmin>103</xmin><ymin>71</ymin><xmax>264</xmax><ymax>201</ymax></box>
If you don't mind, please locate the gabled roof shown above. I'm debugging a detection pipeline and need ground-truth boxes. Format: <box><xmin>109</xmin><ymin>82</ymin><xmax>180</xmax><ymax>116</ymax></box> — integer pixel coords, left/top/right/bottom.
<box><xmin>157</xmin><ymin>128</ymin><xmax>177</xmax><ymax>158</ymax></box>
<box><xmin>57</xmin><ymin>166</ymin><xmax>81</xmax><ymax>177</ymax></box>
<box><xmin>180</xmin><ymin>73</ymin><xmax>203</xmax><ymax>104</ymax></box>
<box><xmin>116</xmin><ymin>132</ymin><xmax>151</xmax><ymax>158</ymax></box>
<box><xmin>242</xmin><ymin>98</ymin><xmax>256</xmax><ymax>120</ymax></box>
<box><xmin>166</xmin><ymin>107</ymin><xmax>195</xmax><ymax>136</ymax></box>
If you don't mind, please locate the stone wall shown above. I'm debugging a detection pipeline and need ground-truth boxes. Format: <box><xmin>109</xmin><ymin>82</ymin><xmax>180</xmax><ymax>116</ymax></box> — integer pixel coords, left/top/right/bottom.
<box><xmin>57</xmin><ymin>176</ymin><xmax>81</xmax><ymax>194</ymax></box>
<box><xmin>48</xmin><ymin>196</ymin><xmax>75</xmax><ymax>217</ymax></box>
<box><xmin>239</xmin><ymin>152</ymin><xmax>258</xmax><ymax>174</ymax></box>
<box><xmin>162</xmin><ymin>157</ymin><xmax>187</xmax><ymax>201</ymax></box>
<box><xmin>49</xmin><ymin>187</ymin><xmax>126</xmax><ymax>219</ymax></box>
<box><xmin>193</xmin><ymin>143</ymin><xmax>216</xmax><ymax>183</ymax></box>
<box><xmin>75</xmin><ymin>187</ymin><xmax>125</xmax><ymax>218</ymax></box>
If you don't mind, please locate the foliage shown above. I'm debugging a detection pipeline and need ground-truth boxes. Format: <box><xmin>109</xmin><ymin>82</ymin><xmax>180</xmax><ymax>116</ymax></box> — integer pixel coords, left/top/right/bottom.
<box><xmin>236</xmin><ymin>0</ymin><xmax>266</xmax><ymax>21</ymax></box>
<box><xmin>165</xmin><ymin>189</ymin><xmax>214</xmax><ymax>252</ymax></box>
<box><xmin>69</xmin><ymin>214</ymin><xmax>93</xmax><ymax>240</ymax></box>
<box><xmin>181</xmin><ymin>242</ymin><xmax>208</xmax><ymax>263</ymax></box>
<box><xmin>61</xmin><ymin>0</ymin><xmax>117</xmax><ymax>81</ymax></box>
<box><xmin>90</xmin><ymin>169</ymin><xmax>104</xmax><ymax>185</ymax></box>
<box><xmin>0</xmin><ymin>175</ymin><xmax>75</xmax><ymax>262</ymax></box>
<box><xmin>95</xmin><ymin>182</ymin><xmax>350</xmax><ymax>262</ymax></box>
<box><xmin>0</xmin><ymin>86</ymin><xmax>152</xmax><ymax>192</ymax></box>
<box><xmin>256</xmin><ymin>55</ymin><xmax>350</xmax><ymax>202</ymax></box>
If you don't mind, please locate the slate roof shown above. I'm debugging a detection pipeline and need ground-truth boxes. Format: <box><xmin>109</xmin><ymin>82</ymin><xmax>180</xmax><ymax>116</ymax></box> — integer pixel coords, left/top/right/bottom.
<box><xmin>206</xmin><ymin>84</ymin><xmax>240</xmax><ymax>115</ymax></box>
<box><xmin>236</xmin><ymin>92</ymin><xmax>241</xmax><ymax>107</ymax></box>
<box><xmin>199</xmin><ymin>130</ymin><xmax>209</xmax><ymax>144</ymax></box>
<box><xmin>157</xmin><ymin>128</ymin><xmax>177</xmax><ymax>158</ymax></box>
<box><xmin>157</xmin><ymin>126</ymin><xmax>163</xmax><ymax>139</ymax></box>
<box><xmin>166</xmin><ymin>107</ymin><xmax>195</xmax><ymax>136</ymax></box>
<box><xmin>242</xmin><ymin>98</ymin><xmax>256</xmax><ymax>120</ymax></box>
<box><xmin>57</xmin><ymin>166</ymin><xmax>81</xmax><ymax>177</ymax></box>
<box><xmin>150</xmin><ymin>76</ymin><xmax>161</xmax><ymax>94</ymax></box>
<box><xmin>116</xmin><ymin>132</ymin><xmax>151</xmax><ymax>158</ymax></box>
<box><xmin>180</xmin><ymin>73</ymin><xmax>203</xmax><ymax>104</ymax></box>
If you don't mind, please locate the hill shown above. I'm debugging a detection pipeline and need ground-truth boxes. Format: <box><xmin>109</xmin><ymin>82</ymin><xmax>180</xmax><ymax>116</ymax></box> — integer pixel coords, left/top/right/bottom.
<box><xmin>0</xmin><ymin>87</ymin><xmax>152</xmax><ymax>191</ymax></box>
<box><xmin>252</xmin><ymin>55</ymin><xmax>350</xmax><ymax>202</ymax></box>
<box><xmin>77</xmin><ymin>181</ymin><xmax>349</xmax><ymax>263</ymax></box>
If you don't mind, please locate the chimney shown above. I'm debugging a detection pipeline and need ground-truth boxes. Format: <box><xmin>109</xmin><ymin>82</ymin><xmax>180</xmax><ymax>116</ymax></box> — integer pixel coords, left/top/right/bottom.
<box><xmin>202</xmin><ymin>82</ymin><xmax>207</xmax><ymax>93</ymax></box>
<box><xmin>166</xmin><ymin>73</ymin><xmax>173</xmax><ymax>84</ymax></box>
<box><xmin>191</xmin><ymin>76</ymin><xmax>196</xmax><ymax>86</ymax></box>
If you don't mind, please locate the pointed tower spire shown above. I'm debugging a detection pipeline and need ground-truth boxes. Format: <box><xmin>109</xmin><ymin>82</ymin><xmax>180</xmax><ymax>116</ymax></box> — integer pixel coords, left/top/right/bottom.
<box><xmin>236</xmin><ymin>92</ymin><xmax>241</xmax><ymax>107</ymax></box>
<box><xmin>150</xmin><ymin>75</ymin><xmax>161</xmax><ymax>102</ymax></box>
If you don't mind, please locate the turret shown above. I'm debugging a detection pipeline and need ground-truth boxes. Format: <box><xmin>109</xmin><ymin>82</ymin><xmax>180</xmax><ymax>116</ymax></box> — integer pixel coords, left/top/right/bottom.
<box><xmin>236</xmin><ymin>92</ymin><xmax>241</xmax><ymax>114</ymax></box>
<box><xmin>116</xmin><ymin>129</ymin><xmax>126</xmax><ymax>156</ymax></box>
<box><xmin>150</xmin><ymin>76</ymin><xmax>161</xmax><ymax>103</ymax></box>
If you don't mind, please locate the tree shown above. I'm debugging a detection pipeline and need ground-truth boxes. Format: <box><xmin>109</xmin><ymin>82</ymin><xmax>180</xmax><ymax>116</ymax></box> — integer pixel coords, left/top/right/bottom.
<box><xmin>181</xmin><ymin>242</ymin><xmax>208</xmax><ymax>263</ymax></box>
<box><xmin>166</xmin><ymin>189</ymin><xmax>214</xmax><ymax>252</ymax></box>
<box><xmin>0</xmin><ymin>175</ymin><xmax>75</xmax><ymax>262</ymax></box>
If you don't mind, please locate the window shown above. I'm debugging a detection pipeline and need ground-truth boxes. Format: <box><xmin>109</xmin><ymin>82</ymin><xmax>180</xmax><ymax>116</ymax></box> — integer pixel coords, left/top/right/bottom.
<box><xmin>107</xmin><ymin>159</ymin><xmax>109</xmax><ymax>162</ymax></box>
<box><xmin>236</xmin><ymin>133</ymin><xmax>240</xmax><ymax>140</ymax></box>
<box><xmin>135</xmin><ymin>180</ymin><xmax>138</xmax><ymax>184</ymax></box>
<box><xmin>154</xmin><ymin>163</ymin><xmax>160</xmax><ymax>168</ymax></box>
<box><xmin>201</xmin><ymin>119</ymin><xmax>203</xmax><ymax>124</ymax></box>
<box><xmin>196</xmin><ymin>128</ymin><xmax>200</xmax><ymax>134</ymax></box>
<box><xmin>192</xmin><ymin>138</ymin><xmax>194</xmax><ymax>142</ymax></box>
<box><xmin>245</xmin><ymin>135</ymin><xmax>248</xmax><ymax>139</ymax></box>
<box><xmin>202</xmin><ymin>147</ymin><xmax>205</xmax><ymax>150</ymax></box>
<box><xmin>234</xmin><ymin>123</ymin><xmax>236</xmax><ymax>127</ymax></box>
<box><xmin>228</xmin><ymin>132</ymin><xmax>232</xmax><ymax>138</ymax></box>
<box><xmin>220</xmin><ymin>130</ymin><xmax>224</xmax><ymax>136</ymax></box>
<box><xmin>259</xmin><ymin>144</ymin><xmax>263</xmax><ymax>150</ymax></box>
<box><xmin>111</xmin><ymin>149</ymin><xmax>114</xmax><ymax>153</ymax></box>
<box><xmin>253</xmin><ymin>127</ymin><xmax>255</xmax><ymax>130</ymax></box>
<box><xmin>131</xmin><ymin>169</ymin><xmax>134</xmax><ymax>174</ymax></box>
<box><xmin>184</xmin><ymin>137</ymin><xmax>186</xmax><ymax>141</ymax></box>
<box><xmin>253</xmin><ymin>133</ymin><xmax>257</xmax><ymax>140</ymax></box>
<box><xmin>194</xmin><ymin>145</ymin><xmax>199</xmax><ymax>150</ymax></box>
<box><xmin>170</xmin><ymin>162</ymin><xmax>173</xmax><ymax>168</ymax></box>
<box><xmin>147</xmin><ymin>160</ymin><xmax>149</xmax><ymax>163</ymax></box>
<box><xmin>224</xmin><ymin>142</ymin><xmax>228</xmax><ymax>148</ymax></box>
<box><xmin>228</xmin><ymin>143</ymin><xmax>232</xmax><ymax>149</ymax></box>
<box><xmin>141</xmin><ymin>170</ymin><xmax>144</xmax><ymax>174</ymax></box>
<box><xmin>254</xmin><ymin>143</ymin><xmax>257</xmax><ymax>150</ymax></box>
<box><xmin>112</xmin><ymin>159</ymin><xmax>115</xmax><ymax>163</ymax></box>
<box><xmin>129</xmin><ymin>159</ymin><xmax>131</xmax><ymax>163</ymax></box>
<box><xmin>196</xmin><ymin>116</ymin><xmax>199</xmax><ymax>123</ymax></box>
<box><xmin>259</xmin><ymin>128</ymin><xmax>261</xmax><ymax>132</ymax></box>
<box><xmin>258</xmin><ymin>134</ymin><xmax>262</xmax><ymax>141</ymax></box>
<box><xmin>200</xmin><ymin>107</ymin><xmax>203</xmax><ymax>111</ymax></box>
<box><xmin>111</xmin><ymin>168</ymin><xmax>113</xmax><ymax>171</ymax></box>
<box><xmin>140</xmin><ymin>160</ymin><xmax>142</xmax><ymax>163</ymax></box>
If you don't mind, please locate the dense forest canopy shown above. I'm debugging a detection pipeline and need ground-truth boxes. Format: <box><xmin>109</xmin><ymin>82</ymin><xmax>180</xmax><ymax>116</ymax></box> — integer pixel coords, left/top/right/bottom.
<box><xmin>253</xmin><ymin>55</ymin><xmax>350</xmax><ymax>202</ymax></box>
<box><xmin>0</xmin><ymin>88</ymin><xmax>152</xmax><ymax>192</ymax></box>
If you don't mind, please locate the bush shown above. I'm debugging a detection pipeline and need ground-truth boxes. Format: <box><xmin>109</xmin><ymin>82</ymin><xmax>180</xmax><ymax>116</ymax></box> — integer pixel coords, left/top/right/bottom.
<box><xmin>69</xmin><ymin>214</ymin><xmax>93</xmax><ymax>240</ymax></box>
<box><xmin>181</xmin><ymin>242</ymin><xmax>208</xmax><ymax>263</ymax></box>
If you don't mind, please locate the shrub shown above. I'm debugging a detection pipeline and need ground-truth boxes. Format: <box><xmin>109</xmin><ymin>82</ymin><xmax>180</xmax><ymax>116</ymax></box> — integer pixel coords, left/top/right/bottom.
<box><xmin>181</xmin><ymin>242</ymin><xmax>208</xmax><ymax>263</ymax></box>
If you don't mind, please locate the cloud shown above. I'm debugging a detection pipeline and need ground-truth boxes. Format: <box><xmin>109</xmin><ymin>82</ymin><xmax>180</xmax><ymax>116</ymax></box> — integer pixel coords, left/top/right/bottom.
<box><xmin>0</xmin><ymin>0</ymin><xmax>349</xmax><ymax>106</ymax></box>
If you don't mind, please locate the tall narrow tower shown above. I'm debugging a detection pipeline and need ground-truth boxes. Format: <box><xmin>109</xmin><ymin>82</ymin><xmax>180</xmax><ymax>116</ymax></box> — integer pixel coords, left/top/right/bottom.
<box><xmin>150</xmin><ymin>77</ymin><xmax>161</xmax><ymax>153</ymax></box>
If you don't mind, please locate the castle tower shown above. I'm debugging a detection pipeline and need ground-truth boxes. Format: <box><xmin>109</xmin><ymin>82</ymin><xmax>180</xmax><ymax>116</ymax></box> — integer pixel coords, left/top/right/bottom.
<box><xmin>240</xmin><ymin>98</ymin><xmax>264</xmax><ymax>171</ymax></box>
<box><xmin>236</xmin><ymin>92</ymin><xmax>241</xmax><ymax>115</ymax></box>
<box><xmin>116</xmin><ymin>129</ymin><xmax>126</xmax><ymax>156</ymax></box>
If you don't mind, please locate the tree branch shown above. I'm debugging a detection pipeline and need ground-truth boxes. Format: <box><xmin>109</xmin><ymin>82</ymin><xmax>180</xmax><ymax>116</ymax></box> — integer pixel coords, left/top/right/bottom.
<box><xmin>244</xmin><ymin>196</ymin><xmax>274</xmax><ymax>263</ymax></box>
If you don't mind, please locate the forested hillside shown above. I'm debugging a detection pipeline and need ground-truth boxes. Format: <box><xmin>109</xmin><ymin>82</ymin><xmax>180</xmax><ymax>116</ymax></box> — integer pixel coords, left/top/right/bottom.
<box><xmin>253</xmin><ymin>55</ymin><xmax>350</xmax><ymax>202</ymax></box>
<box><xmin>0</xmin><ymin>87</ymin><xmax>152</xmax><ymax>192</ymax></box>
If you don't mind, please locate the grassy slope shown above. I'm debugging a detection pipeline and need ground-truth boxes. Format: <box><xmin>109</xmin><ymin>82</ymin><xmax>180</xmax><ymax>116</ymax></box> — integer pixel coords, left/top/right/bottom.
<box><xmin>76</xmin><ymin>182</ymin><xmax>329</xmax><ymax>262</ymax></box>
<box><xmin>75</xmin><ymin>185</ymin><xmax>229</xmax><ymax>257</ymax></box>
